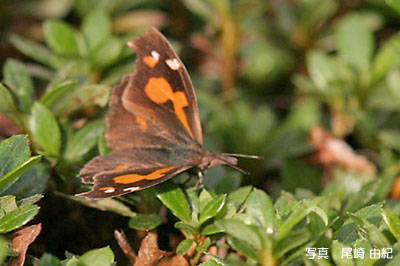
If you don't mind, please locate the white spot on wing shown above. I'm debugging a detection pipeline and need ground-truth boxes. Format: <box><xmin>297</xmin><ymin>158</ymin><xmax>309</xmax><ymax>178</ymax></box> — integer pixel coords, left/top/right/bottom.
<box><xmin>104</xmin><ymin>188</ymin><xmax>115</xmax><ymax>193</ymax></box>
<box><xmin>166</xmin><ymin>58</ymin><xmax>181</xmax><ymax>70</ymax></box>
<box><xmin>151</xmin><ymin>51</ymin><xmax>160</xmax><ymax>60</ymax></box>
<box><xmin>124</xmin><ymin>186</ymin><xmax>140</xmax><ymax>192</ymax></box>
<box><xmin>126</xmin><ymin>41</ymin><xmax>135</xmax><ymax>49</ymax></box>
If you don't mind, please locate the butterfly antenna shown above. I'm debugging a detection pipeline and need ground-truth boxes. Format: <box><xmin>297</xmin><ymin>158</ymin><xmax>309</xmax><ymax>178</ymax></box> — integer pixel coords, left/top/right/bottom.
<box><xmin>219</xmin><ymin>157</ymin><xmax>250</xmax><ymax>175</ymax></box>
<box><xmin>220</xmin><ymin>153</ymin><xmax>264</xmax><ymax>160</ymax></box>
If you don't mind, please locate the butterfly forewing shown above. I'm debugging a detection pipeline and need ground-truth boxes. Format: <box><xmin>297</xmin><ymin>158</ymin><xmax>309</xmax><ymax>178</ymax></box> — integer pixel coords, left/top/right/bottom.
<box><xmin>128</xmin><ymin>28</ymin><xmax>203</xmax><ymax>144</ymax></box>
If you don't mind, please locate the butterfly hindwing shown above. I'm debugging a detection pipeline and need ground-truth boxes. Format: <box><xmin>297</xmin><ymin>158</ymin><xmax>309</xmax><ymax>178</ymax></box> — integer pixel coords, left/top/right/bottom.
<box><xmin>78</xmin><ymin>148</ymin><xmax>200</xmax><ymax>198</ymax></box>
<box><xmin>78</xmin><ymin>164</ymin><xmax>191</xmax><ymax>199</ymax></box>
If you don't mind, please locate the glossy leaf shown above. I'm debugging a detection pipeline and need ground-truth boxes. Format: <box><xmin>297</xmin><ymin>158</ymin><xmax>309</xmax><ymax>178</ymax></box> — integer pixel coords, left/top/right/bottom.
<box><xmin>176</xmin><ymin>239</ymin><xmax>195</xmax><ymax>256</ymax></box>
<box><xmin>43</xmin><ymin>20</ymin><xmax>80</xmax><ymax>56</ymax></box>
<box><xmin>276</xmin><ymin>198</ymin><xmax>320</xmax><ymax>242</ymax></box>
<box><xmin>157</xmin><ymin>182</ymin><xmax>191</xmax><ymax>224</ymax></box>
<box><xmin>91</xmin><ymin>37</ymin><xmax>122</xmax><ymax>68</ymax></box>
<box><xmin>246</xmin><ymin>188</ymin><xmax>275</xmax><ymax>233</ymax></box>
<box><xmin>40</xmin><ymin>80</ymin><xmax>79</xmax><ymax>109</ymax></box>
<box><xmin>3</xmin><ymin>59</ymin><xmax>34</xmax><ymax>113</ymax></box>
<box><xmin>129</xmin><ymin>213</ymin><xmax>162</xmax><ymax>230</ymax></box>
<box><xmin>228</xmin><ymin>236</ymin><xmax>260</xmax><ymax>262</ymax></box>
<box><xmin>0</xmin><ymin>204</ymin><xmax>39</xmax><ymax>233</ymax></box>
<box><xmin>4</xmin><ymin>163</ymin><xmax>49</xmax><ymax>199</ymax></box>
<box><xmin>0</xmin><ymin>155</ymin><xmax>41</xmax><ymax>194</ymax></box>
<box><xmin>337</xmin><ymin>15</ymin><xmax>374</xmax><ymax>72</ymax></box>
<box><xmin>63</xmin><ymin>120</ymin><xmax>104</xmax><ymax>162</ymax></box>
<box><xmin>382</xmin><ymin>208</ymin><xmax>400</xmax><ymax>241</ymax></box>
<box><xmin>78</xmin><ymin>246</ymin><xmax>114</xmax><ymax>266</ymax></box>
<box><xmin>30</xmin><ymin>102</ymin><xmax>61</xmax><ymax>157</ymax></box>
<box><xmin>217</xmin><ymin>219</ymin><xmax>263</xmax><ymax>251</ymax></box>
<box><xmin>39</xmin><ymin>253</ymin><xmax>62</xmax><ymax>266</ymax></box>
<box><xmin>198</xmin><ymin>194</ymin><xmax>226</xmax><ymax>225</ymax></box>
<box><xmin>82</xmin><ymin>8</ymin><xmax>111</xmax><ymax>52</ymax></box>
<box><xmin>9</xmin><ymin>34</ymin><xmax>65</xmax><ymax>68</ymax></box>
<box><xmin>0</xmin><ymin>135</ymin><xmax>30</xmax><ymax>178</ymax></box>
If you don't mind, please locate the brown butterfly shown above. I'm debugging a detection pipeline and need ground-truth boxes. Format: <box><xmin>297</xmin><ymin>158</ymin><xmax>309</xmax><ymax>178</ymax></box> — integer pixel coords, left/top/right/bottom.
<box><xmin>77</xmin><ymin>28</ymin><xmax>261</xmax><ymax>199</ymax></box>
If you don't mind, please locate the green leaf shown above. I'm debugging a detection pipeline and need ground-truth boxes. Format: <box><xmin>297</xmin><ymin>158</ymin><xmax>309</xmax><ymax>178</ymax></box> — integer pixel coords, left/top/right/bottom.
<box><xmin>199</xmin><ymin>189</ymin><xmax>213</xmax><ymax>213</ymax></box>
<box><xmin>198</xmin><ymin>260</ymin><xmax>220</xmax><ymax>266</ymax></box>
<box><xmin>30</xmin><ymin>102</ymin><xmax>61</xmax><ymax>157</ymax></box>
<box><xmin>201</xmin><ymin>223</ymin><xmax>223</xmax><ymax>235</ymax></box>
<box><xmin>331</xmin><ymin>240</ymin><xmax>353</xmax><ymax>266</ymax></box>
<box><xmin>246</xmin><ymin>188</ymin><xmax>275</xmax><ymax>233</ymax></box>
<box><xmin>63</xmin><ymin>120</ymin><xmax>105</xmax><ymax>162</ymax></box>
<box><xmin>46</xmin><ymin>83</ymin><xmax>110</xmax><ymax>116</ymax></box>
<box><xmin>337</xmin><ymin>15</ymin><xmax>374</xmax><ymax>72</ymax></box>
<box><xmin>97</xmin><ymin>135</ymin><xmax>111</xmax><ymax>156</ymax></box>
<box><xmin>0</xmin><ymin>204</ymin><xmax>39</xmax><ymax>233</ymax></box>
<box><xmin>175</xmin><ymin>221</ymin><xmax>197</xmax><ymax>235</ymax></box>
<box><xmin>307</xmin><ymin>50</ymin><xmax>337</xmax><ymax>91</ymax></box>
<box><xmin>0</xmin><ymin>83</ymin><xmax>19</xmax><ymax>116</ymax></box>
<box><xmin>43</xmin><ymin>20</ymin><xmax>79</xmax><ymax>56</ymax></box>
<box><xmin>129</xmin><ymin>213</ymin><xmax>162</xmax><ymax>230</ymax></box>
<box><xmin>4</xmin><ymin>163</ymin><xmax>49</xmax><ymax>199</ymax></box>
<box><xmin>186</xmin><ymin>188</ymin><xmax>200</xmax><ymax>223</ymax></box>
<box><xmin>69</xmin><ymin>197</ymin><xmax>136</xmax><ymax>218</ymax></box>
<box><xmin>348</xmin><ymin>213</ymin><xmax>390</xmax><ymax>248</ymax></box>
<box><xmin>282</xmin><ymin>159</ymin><xmax>322</xmax><ymax>194</ymax></box>
<box><xmin>0</xmin><ymin>155</ymin><xmax>41</xmax><ymax>195</ymax></box>
<box><xmin>227</xmin><ymin>186</ymin><xmax>253</xmax><ymax>208</ymax></box>
<box><xmin>157</xmin><ymin>182</ymin><xmax>191</xmax><ymax>224</ymax></box>
<box><xmin>372</xmin><ymin>33</ymin><xmax>400</xmax><ymax>83</ymax></box>
<box><xmin>386</xmin><ymin>0</ymin><xmax>400</xmax><ymax>15</ymax></box>
<box><xmin>9</xmin><ymin>34</ymin><xmax>65</xmax><ymax>68</ymax></box>
<box><xmin>91</xmin><ymin>37</ymin><xmax>122</xmax><ymax>68</ymax></box>
<box><xmin>82</xmin><ymin>8</ymin><xmax>111</xmax><ymax>52</ymax></box>
<box><xmin>276</xmin><ymin>198</ymin><xmax>320</xmax><ymax>242</ymax></box>
<box><xmin>382</xmin><ymin>208</ymin><xmax>400</xmax><ymax>241</ymax></box>
<box><xmin>274</xmin><ymin>228</ymin><xmax>311</xmax><ymax>257</ymax></box>
<box><xmin>78</xmin><ymin>246</ymin><xmax>114</xmax><ymax>266</ymax></box>
<box><xmin>3</xmin><ymin>59</ymin><xmax>34</xmax><ymax>113</ymax></box>
<box><xmin>336</xmin><ymin>204</ymin><xmax>383</xmax><ymax>244</ymax></box>
<box><xmin>0</xmin><ymin>135</ymin><xmax>30</xmax><ymax>178</ymax></box>
<box><xmin>40</xmin><ymin>80</ymin><xmax>79</xmax><ymax>109</ymax></box>
<box><xmin>18</xmin><ymin>194</ymin><xmax>44</xmax><ymax>207</ymax></box>
<box><xmin>176</xmin><ymin>239</ymin><xmax>195</xmax><ymax>256</ymax></box>
<box><xmin>39</xmin><ymin>253</ymin><xmax>62</xmax><ymax>266</ymax></box>
<box><xmin>0</xmin><ymin>237</ymin><xmax>7</xmax><ymax>264</ymax></box>
<box><xmin>0</xmin><ymin>195</ymin><xmax>18</xmax><ymax>213</ymax></box>
<box><xmin>217</xmin><ymin>219</ymin><xmax>263</xmax><ymax>251</ymax></box>
<box><xmin>197</xmin><ymin>237</ymin><xmax>211</xmax><ymax>253</ymax></box>
<box><xmin>198</xmin><ymin>194</ymin><xmax>226</xmax><ymax>225</ymax></box>
<box><xmin>228</xmin><ymin>236</ymin><xmax>260</xmax><ymax>262</ymax></box>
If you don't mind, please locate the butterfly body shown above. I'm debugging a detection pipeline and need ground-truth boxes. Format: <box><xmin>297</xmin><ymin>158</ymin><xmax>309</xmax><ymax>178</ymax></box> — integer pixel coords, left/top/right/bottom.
<box><xmin>77</xmin><ymin>28</ymin><xmax>256</xmax><ymax>199</ymax></box>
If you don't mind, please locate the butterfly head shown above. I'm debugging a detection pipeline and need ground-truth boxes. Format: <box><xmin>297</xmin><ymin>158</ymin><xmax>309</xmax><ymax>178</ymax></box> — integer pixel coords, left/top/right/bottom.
<box><xmin>199</xmin><ymin>151</ymin><xmax>238</xmax><ymax>169</ymax></box>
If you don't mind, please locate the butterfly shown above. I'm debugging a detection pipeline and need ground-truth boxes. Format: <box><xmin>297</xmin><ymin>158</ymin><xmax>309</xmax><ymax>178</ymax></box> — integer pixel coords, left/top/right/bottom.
<box><xmin>77</xmin><ymin>28</ymin><xmax>261</xmax><ymax>199</ymax></box>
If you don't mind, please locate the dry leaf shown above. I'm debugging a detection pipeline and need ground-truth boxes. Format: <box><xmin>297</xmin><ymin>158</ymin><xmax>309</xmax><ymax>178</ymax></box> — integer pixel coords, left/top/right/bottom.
<box><xmin>115</xmin><ymin>230</ymin><xmax>136</xmax><ymax>264</ymax></box>
<box><xmin>134</xmin><ymin>232</ymin><xmax>188</xmax><ymax>266</ymax></box>
<box><xmin>309</xmin><ymin>126</ymin><xmax>376</xmax><ymax>174</ymax></box>
<box><xmin>9</xmin><ymin>223</ymin><xmax>42</xmax><ymax>266</ymax></box>
<box><xmin>390</xmin><ymin>176</ymin><xmax>400</xmax><ymax>198</ymax></box>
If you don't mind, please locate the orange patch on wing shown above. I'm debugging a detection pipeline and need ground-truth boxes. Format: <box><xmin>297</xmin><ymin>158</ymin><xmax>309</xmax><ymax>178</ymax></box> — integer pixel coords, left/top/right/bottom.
<box><xmin>113</xmin><ymin>166</ymin><xmax>177</xmax><ymax>184</ymax></box>
<box><xmin>143</xmin><ymin>56</ymin><xmax>159</xmax><ymax>68</ymax></box>
<box><xmin>144</xmin><ymin>77</ymin><xmax>192</xmax><ymax>137</ymax></box>
<box><xmin>136</xmin><ymin>116</ymin><xmax>147</xmax><ymax>131</ymax></box>
<box><xmin>114</xmin><ymin>165</ymin><xmax>130</xmax><ymax>171</ymax></box>
<box><xmin>99</xmin><ymin>186</ymin><xmax>115</xmax><ymax>191</ymax></box>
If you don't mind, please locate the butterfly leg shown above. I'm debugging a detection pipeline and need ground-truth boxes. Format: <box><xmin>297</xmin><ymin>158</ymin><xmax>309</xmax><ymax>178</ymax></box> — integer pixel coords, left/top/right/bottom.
<box><xmin>194</xmin><ymin>168</ymin><xmax>206</xmax><ymax>190</ymax></box>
